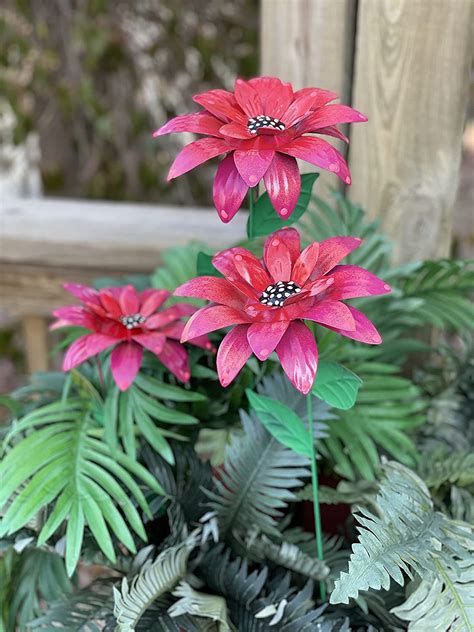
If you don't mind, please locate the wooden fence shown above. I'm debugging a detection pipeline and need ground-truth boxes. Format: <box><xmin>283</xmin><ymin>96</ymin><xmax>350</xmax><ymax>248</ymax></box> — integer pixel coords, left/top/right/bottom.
<box><xmin>1</xmin><ymin>0</ymin><xmax>472</xmax><ymax>372</ymax></box>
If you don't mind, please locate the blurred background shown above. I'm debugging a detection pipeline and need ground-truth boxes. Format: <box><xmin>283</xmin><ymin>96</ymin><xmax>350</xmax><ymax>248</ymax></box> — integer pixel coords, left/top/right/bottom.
<box><xmin>0</xmin><ymin>0</ymin><xmax>473</xmax><ymax>392</ymax></box>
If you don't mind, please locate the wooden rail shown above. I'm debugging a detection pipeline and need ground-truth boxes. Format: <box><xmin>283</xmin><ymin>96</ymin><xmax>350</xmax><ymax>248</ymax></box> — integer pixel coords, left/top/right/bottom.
<box><xmin>0</xmin><ymin>197</ymin><xmax>247</xmax><ymax>371</ymax></box>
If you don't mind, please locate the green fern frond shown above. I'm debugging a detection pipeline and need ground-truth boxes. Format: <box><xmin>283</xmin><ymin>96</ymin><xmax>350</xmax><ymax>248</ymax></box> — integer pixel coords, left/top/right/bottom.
<box><xmin>151</xmin><ymin>243</ymin><xmax>209</xmax><ymax>304</ymax></box>
<box><xmin>168</xmin><ymin>581</ymin><xmax>234</xmax><ymax>631</ymax></box>
<box><xmin>113</xmin><ymin>532</ymin><xmax>198</xmax><ymax>631</ymax></box>
<box><xmin>206</xmin><ymin>411</ymin><xmax>309</xmax><ymax>536</ymax></box>
<box><xmin>321</xmin><ymin>362</ymin><xmax>426</xmax><ymax>480</ymax></box>
<box><xmin>99</xmin><ymin>376</ymin><xmax>204</xmax><ymax>463</ymax></box>
<box><xmin>0</xmin><ymin>396</ymin><xmax>164</xmax><ymax>576</ymax></box>
<box><xmin>392</xmin><ymin>555</ymin><xmax>474</xmax><ymax>632</ymax></box>
<box><xmin>245</xmin><ymin>531</ymin><xmax>328</xmax><ymax>581</ymax></box>
<box><xmin>330</xmin><ymin>461</ymin><xmax>474</xmax><ymax>605</ymax></box>
<box><xmin>303</xmin><ymin>191</ymin><xmax>392</xmax><ymax>275</ymax></box>
<box><xmin>29</xmin><ymin>580</ymin><xmax>114</xmax><ymax>631</ymax></box>
<box><xmin>418</xmin><ymin>449</ymin><xmax>474</xmax><ymax>491</ymax></box>
<box><xmin>0</xmin><ymin>545</ymin><xmax>72</xmax><ymax>631</ymax></box>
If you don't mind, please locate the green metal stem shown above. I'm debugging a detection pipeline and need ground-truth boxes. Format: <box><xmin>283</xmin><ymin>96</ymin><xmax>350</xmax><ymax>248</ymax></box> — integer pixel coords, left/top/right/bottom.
<box><xmin>307</xmin><ymin>393</ymin><xmax>327</xmax><ymax>601</ymax></box>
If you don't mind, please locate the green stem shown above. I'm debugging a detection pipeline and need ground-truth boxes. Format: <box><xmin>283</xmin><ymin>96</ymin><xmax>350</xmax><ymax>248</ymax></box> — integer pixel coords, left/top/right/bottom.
<box><xmin>248</xmin><ymin>186</ymin><xmax>258</xmax><ymax>214</ymax></box>
<box><xmin>307</xmin><ymin>393</ymin><xmax>326</xmax><ymax>601</ymax></box>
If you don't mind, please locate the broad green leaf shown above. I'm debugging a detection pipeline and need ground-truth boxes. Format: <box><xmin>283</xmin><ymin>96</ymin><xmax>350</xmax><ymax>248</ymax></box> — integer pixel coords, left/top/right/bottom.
<box><xmin>247</xmin><ymin>172</ymin><xmax>319</xmax><ymax>239</ymax></box>
<box><xmin>246</xmin><ymin>389</ymin><xmax>312</xmax><ymax>456</ymax></box>
<box><xmin>312</xmin><ymin>361</ymin><xmax>362</xmax><ymax>410</ymax></box>
<box><xmin>196</xmin><ymin>251</ymin><xmax>223</xmax><ymax>278</ymax></box>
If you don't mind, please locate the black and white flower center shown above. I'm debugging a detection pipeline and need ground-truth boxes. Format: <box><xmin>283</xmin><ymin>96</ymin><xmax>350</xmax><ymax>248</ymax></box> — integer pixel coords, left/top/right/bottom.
<box><xmin>259</xmin><ymin>281</ymin><xmax>301</xmax><ymax>307</ymax></box>
<box><xmin>120</xmin><ymin>313</ymin><xmax>146</xmax><ymax>329</ymax></box>
<box><xmin>247</xmin><ymin>115</ymin><xmax>285</xmax><ymax>135</ymax></box>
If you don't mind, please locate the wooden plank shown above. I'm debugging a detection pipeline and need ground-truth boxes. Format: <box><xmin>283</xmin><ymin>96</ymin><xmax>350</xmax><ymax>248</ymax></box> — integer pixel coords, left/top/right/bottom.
<box><xmin>348</xmin><ymin>0</ymin><xmax>473</xmax><ymax>262</ymax></box>
<box><xmin>260</xmin><ymin>0</ymin><xmax>357</xmax><ymax>196</ymax></box>
<box><xmin>22</xmin><ymin>315</ymin><xmax>49</xmax><ymax>373</ymax></box>
<box><xmin>1</xmin><ymin>262</ymin><xmax>118</xmax><ymax>318</ymax></box>
<box><xmin>0</xmin><ymin>197</ymin><xmax>248</xmax><ymax>270</ymax></box>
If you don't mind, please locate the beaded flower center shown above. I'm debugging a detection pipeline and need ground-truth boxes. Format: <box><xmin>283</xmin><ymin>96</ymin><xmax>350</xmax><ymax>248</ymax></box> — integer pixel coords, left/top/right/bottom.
<box><xmin>247</xmin><ymin>115</ymin><xmax>286</xmax><ymax>135</ymax></box>
<box><xmin>120</xmin><ymin>313</ymin><xmax>146</xmax><ymax>329</ymax></box>
<box><xmin>259</xmin><ymin>281</ymin><xmax>301</xmax><ymax>307</ymax></box>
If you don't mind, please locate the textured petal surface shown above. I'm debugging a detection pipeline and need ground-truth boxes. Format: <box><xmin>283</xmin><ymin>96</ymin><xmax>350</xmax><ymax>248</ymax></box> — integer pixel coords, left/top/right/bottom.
<box><xmin>217</xmin><ymin>324</ymin><xmax>252</xmax><ymax>387</ymax></box>
<box><xmin>247</xmin><ymin>320</ymin><xmax>289</xmax><ymax>360</ymax></box>
<box><xmin>264</xmin><ymin>153</ymin><xmax>301</xmax><ymax>218</ymax></box>
<box><xmin>167</xmin><ymin>138</ymin><xmax>229</xmax><ymax>180</ymax></box>
<box><xmin>119</xmin><ymin>285</ymin><xmax>140</xmax><ymax>314</ymax></box>
<box><xmin>51</xmin><ymin>306</ymin><xmax>96</xmax><ymax>330</ymax></box>
<box><xmin>299</xmin><ymin>104</ymin><xmax>367</xmax><ymax>131</ymax></box>
<box><xmin>193</xmin><ymin>89</ymin><xmax>244</xmax><ymax>122</ymax></box>
<box><xmin>233</xmin><ymin>252</ymin><xmax>272</xmax><ymax>291</ymax></box>
<box><xmin>157</xmin><ymin>340</ymin><xmax>190</xmax><ymax>382</ymax></box>
<box><xmin>98</xmin><ymin>289</ymin><xmax>123</xmax><ymax>318</ymax></box>
<box><xmin>291</xmin><ymin>242</ymin><xmax>320</xmax><ymax>286</ymax></box>
<box><xmin>139</xmin><ymin>289</ymin><xmax>171</xmax><ymax>317</ymax></box>
<box><xmin>264</xmin><ymin>233</ymin><xmax>292</xmax><ymax>282</ymax></box>
<box><xmin>311</xmin><ymin>237</ymin><xmax>362</xmax><ymax>278</ymax></box>
<box><xmin>292</xmin><ymin>87</ymin><xmax>338</xmax><ymax>110</ymax></box>
<box><xmin>276</xmin><ymin>321</ymin><xmax>318</xmax><ymax>395</ymax></box>
<box><xmin>219</xmin><ymin>122</ymin><xmax>253</xmax><ymax>139</ymax></box>
<box><xmin>213</xmin><ymin>154</ymin><xmax>248</xmax><ymax>222</ymax></box>
<box><xmin>175</xmin><ymin>276</ymin><xmax>244</xmax><ymax>308</ymax></box>
<box><xmin>110</xmin><ymin>342</ymin><xmax>143</xmax><ymax>391</ymax></box>
<box><xmin>324</xmin><ymin>306</ymin><xmax>382</xmax><ymax>345</ymax></box>
<box><xmin>281</xmin><ymin>137</ymin><xmax>351</xmax><ymax>184</ymax></box>
<box><xmin>63</xmin><ymin>333</ymin><xmax>117</xmax><ymax>370</ymax></box>
<box><xmin>212</xmin><ymin>247</ymin><xmax>259</xmax><ymax>298</ymax></box>
<box><xmin>132</xmin><ymin>332</ymin><xmax>166</xmax><ymax>355</ymax></box>
<box><xmin>248</xmin><ymin>76</ymin><xmax>293</xmax><ymax>118</ymax></box>
<box><xmin>234</xmin><ymin>78</ymin><xmax>263</xmax><ymax>117</ymax></box>
<box><xmin>63</xmin><ymin>283</ymin><xmax>100</xmax><ymax>305</ymax></box>
<box><xmin>282</xmin><ymin>91</ymin><xmax>322</xmax><ymax>127</ymax></box>
<box><xmin>326</xmin><ymin>265</ymin><xmax>391</xmax><ymax>300</ymax></box>
<box><xmin>233</xmin><ymin>149</ymin><xmax>275</xmax><ymax>187</ymax></box>
<box><xmin>153</xmin><ymin>112</ymin><xmax>223</xmax><ymax>137</ymax></box>
<box><xmin>145</xmin><ymin>304</ymin><xmax>196</xmax><ymax>330</ymax></box>
<box><xmin>181</xmin><ymin>304</ymin><xmax>248</xmax><ymax>341</ymax></box>
<box><xmin>302</xmin><ymin>300</ymin><xmax>356</xmax><ymax>331</ymax></box>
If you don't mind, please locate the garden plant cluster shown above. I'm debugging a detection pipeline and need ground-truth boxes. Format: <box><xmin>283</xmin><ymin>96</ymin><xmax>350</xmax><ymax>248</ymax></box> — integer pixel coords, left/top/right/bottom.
<box><xmin>1</xmin><ymin>77</ymin><xmax>473</xmax><ymax>632</ymax></box>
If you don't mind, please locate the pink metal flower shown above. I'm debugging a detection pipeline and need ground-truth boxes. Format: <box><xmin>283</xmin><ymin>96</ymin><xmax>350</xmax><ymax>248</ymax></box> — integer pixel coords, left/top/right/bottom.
<box><xmin>154</xmin><ymin>76</ymin><xmax>366</xmax><ymax>223</ymax></box>
<box><xmin>52</xmin><ymin>284</ymin><xmax>212</xmax><ymax>391</ymax></box>
<box><xmin>175</xmin><ymin>228</ymin><xmax>390</xmax><ymax>395</ymax></box>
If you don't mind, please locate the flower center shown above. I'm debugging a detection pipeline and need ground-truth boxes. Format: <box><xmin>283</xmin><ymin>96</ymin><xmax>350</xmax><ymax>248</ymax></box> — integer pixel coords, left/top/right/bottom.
<box><xmin>120</xmin><ymin>313</ymin><xmax>146</xmax><ymax>329</ymax></box>
<box><xmin>259</xmin><ymin>281</ymin><xmax>301</xmax><ymax>307</ymax></box>
<box><xmin>247</xmin><ymin>115</ymin><xmax>285</xmax><ymax>135</ymax></box>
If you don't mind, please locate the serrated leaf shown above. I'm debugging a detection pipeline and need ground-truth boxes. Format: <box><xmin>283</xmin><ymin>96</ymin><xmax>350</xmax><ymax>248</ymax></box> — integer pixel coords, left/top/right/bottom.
<box><xmin>247</xmin><ymin>173</ymin><xmax>319</xmax><ymax>239</ymax></box>
<box><xmin>312</xmin><ymin>361</ymin><xmax>362</xmax><ymax>410</ymax></box>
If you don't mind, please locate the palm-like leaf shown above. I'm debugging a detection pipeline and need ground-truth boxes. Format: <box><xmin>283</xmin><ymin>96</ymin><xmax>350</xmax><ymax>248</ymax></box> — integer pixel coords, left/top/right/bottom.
<box><xmin>113</xmin><ymin>532</ymin><xmax>198</xmax><ymax>631</ymax></box>
<box><xmin>168</xmin><ymin>581</ymin><xmax>234</xmax><ymax>631</ymax></box>
<box><xmin>0</xmin><ymin>397</ymin><xmax>164</xmax><ymax>575</ymax></box>
<box><xmin>320</xmin><ymin>362</ymin><xmax>426</xmax><ymax>480</ymax></box>
<box><xmin>206</xmin><ymin>411</ymin><xmax>309</xmax><ymax>536</ymax></box>
<box><xmin>151</xmin><ymin>242</ymin><xmax>208</xmax><ymax>304</ymax></box>
<box><xmin>330</xmin><ymin>461</ymin><xmax>474</xmax><ymax>605</ymax></box>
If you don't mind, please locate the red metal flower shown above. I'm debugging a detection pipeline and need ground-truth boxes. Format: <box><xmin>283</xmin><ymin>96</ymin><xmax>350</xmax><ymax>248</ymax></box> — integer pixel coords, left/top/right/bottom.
<box><xmin>154</xmin><ymin>76</ymin><xmax>366</xmax><ymax>223</ymax></box>
<box><xmin>175</xmin><ymin>228</ymin><xmax>390</xmax><ymax>395</ymax></box>
<box><xmin>52</xmin><ymin>284</ymin><xmax>212</xmax><ymax>391</ymax></box>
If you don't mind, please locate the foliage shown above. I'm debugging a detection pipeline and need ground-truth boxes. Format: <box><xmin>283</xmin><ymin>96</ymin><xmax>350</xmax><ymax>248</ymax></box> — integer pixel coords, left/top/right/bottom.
<box><xmin>330</xmin><ymin>461</ymin><xmax>474</xmax><ymax>615</ymax></box>
<box><xmin>1</xmin><ymin>192</ymin><xmax>473</xmax><ymax>630</ymax></box>
<box><xmin>0</xmin><ymin>389</ymin><xmax>163</xmax><ymax>576</ymax></box>
<box><xmin>206</xmin><ymin>410</ymin><xmax>310</xmax><ymax>536</ymax></box>
<box><xmin>0</xmin><ymin>0</ymin><xmax>258</xmax><ymax>202</ymax></box>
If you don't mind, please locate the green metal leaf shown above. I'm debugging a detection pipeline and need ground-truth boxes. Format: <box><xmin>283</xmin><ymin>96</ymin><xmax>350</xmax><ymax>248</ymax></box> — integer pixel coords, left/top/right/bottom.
<box><xmin>247</xmin><ymin>173</ymin><xmax>319</xmax><ymax>239</ymax></box>
<box><xmin>246</xmin><ymin>389</ymin><xmax>312</xmax><ymax>456</ymax></box>
<box><xmin>196</xmin><ymin>251</ymin><xmax>223</xmax><ymax>278</ymax></box>
<box><xmin>312</xmin><ymin>361</ymin><xmax>362</xmax><ymax>410</ymax></box>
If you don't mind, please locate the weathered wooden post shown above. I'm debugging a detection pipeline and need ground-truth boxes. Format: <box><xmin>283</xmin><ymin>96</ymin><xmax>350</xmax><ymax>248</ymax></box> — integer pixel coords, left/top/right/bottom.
<box><xmin>260</xmin><ymin>0</ymin><xmax>472</xmax><ymax>262</ymax></box>
<box><xmin>348</xmin><ymin>0</ymin><xmax>472</xmax><ymax>262</ymax></box>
